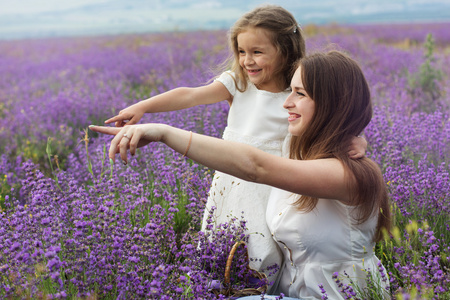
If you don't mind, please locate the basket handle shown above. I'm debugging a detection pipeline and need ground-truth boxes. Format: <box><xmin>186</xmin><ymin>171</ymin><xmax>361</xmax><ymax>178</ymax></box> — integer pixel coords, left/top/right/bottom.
<box><xmin>224</xmin><ymin>241</ymin><xmax>249</xmax><ymax>286</ymax></box>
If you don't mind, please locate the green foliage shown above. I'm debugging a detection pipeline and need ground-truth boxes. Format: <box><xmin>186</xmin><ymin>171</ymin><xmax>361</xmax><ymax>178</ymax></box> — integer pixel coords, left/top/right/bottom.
<box><xmin>0</xmin><ymin>174</ymin><xmax>10</xmax><ymax>212</ymax></box>
<box><xmin>11</xmin><ymin>125</ymin><xmax>80</xmax><ymax>177</ymax></box>
<box><xmin>375</xmin><ymin>209</ymin><xmax>449</xmax><ymax>299</ymax></box>
<box><xmin>408</xmin><ymin>33</ymin><xmax>444</xmax><ymax>112</ymax></box>
<box><xmin>45</xmin><ymin>137</ymin><xmax>62</xmax><ymax>191</ymax></box>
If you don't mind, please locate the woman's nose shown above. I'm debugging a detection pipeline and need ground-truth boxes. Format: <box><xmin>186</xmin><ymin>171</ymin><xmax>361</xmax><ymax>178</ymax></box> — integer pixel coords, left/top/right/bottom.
<box><xmin>283</xmin><ymin>95</ymin><xmax>294</xmax><ymax>109</ymax></box>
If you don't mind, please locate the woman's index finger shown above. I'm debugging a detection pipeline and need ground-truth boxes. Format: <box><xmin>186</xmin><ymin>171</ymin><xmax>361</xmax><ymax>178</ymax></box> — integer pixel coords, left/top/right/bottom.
<box><xmin>89</xmin><ymin>125</ymin><xmax>121</xmax><ymax>136</ymax></box>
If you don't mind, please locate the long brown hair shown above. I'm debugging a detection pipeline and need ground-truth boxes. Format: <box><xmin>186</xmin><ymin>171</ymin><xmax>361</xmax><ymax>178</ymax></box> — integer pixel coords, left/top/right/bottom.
<box><xmin>227</xmin><ymin>5</ymin><xmax>306</xmax><ymax>92</ymax></box>
<box><xmin>289</xmin><ymin>51</ymin><xmax>391</xmax><ymax>242</ymax></box>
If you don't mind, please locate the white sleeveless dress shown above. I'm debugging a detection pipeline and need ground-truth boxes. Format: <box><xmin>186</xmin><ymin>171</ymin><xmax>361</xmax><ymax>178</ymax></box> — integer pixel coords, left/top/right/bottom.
<box><xmin>266</xmin><ymin>187</ymin><xmax>388</xmax><ymax>299</ymax></box>
<box><xmin>201</xmin><ymin>71</ymin><xmax>289</xmax><ymax>283</ymax></box>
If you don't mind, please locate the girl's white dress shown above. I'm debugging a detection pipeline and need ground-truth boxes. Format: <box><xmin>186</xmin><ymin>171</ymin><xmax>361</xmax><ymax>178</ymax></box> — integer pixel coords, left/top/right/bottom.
<box><xmin>266</xmin><ymin>187</ymin><xmax>389</xmax><ymax>299</ymax></box>
<box><xmin>201</xmin><ymin>71</ymin><xmax>289</xmax><ymax>283</ymax></box>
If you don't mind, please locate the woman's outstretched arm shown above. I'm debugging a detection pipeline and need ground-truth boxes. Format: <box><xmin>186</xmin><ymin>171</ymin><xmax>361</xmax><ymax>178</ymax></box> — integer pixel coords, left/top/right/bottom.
<box><xmin>89</xmin><ymin>124</ymin><xmax>351</xmax><ymax>202</ymax></box>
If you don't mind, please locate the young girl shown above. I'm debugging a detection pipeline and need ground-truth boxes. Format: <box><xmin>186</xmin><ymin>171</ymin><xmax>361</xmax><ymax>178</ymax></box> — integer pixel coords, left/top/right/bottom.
<box><xmin>104</xmin><ymin>5</ymin><xmax>366</xmax><ymax>283</ymax></box>
<box><xmin>90</xmin><ymin>50</ymin><xmax>391</xmax><ymax>299</ymax></box>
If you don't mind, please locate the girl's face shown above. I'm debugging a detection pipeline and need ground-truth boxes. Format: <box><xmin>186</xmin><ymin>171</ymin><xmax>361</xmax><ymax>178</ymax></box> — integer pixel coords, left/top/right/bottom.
<box><xmin>237</xmin><ymin>27</ymin><xmax>282</xmax><ymax>92</ymax></box>
<box><xmin>283</xmin><ymin>66</ymin><xmax>315</xmax><ymax>136</ymax></box>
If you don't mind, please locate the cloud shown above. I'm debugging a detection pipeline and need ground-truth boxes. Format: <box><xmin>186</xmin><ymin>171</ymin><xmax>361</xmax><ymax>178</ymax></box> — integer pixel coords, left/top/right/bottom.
<box><xmin>350</xmin><ymin>3</ymin><xmax>405</xmax><ymax>15</ymax></box>
<box><xmin>0</xmin><ymin>0</ymin><xmax>109</xmax><ymax>15</ymax></box>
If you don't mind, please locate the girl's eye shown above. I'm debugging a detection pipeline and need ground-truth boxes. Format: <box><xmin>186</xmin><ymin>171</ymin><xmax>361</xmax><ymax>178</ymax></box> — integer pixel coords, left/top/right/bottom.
<box><xmin>254</xmin><ymin>51</ymin><xmax>262</xmax><ymax>54</ymax></box>
<box><xmin>297</xmin><ymin>92</ymin><xmax>305</xmax><ymax>97</ymax></box>
<box><xmin>239</xmin><ymin>50</ymin><xmax>245</xmax><ymax>54</ymax></box>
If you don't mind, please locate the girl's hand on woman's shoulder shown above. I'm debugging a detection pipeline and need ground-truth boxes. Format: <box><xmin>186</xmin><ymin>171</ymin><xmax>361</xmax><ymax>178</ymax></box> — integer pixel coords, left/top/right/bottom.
<box><xmin>348</xmin><ymin>135</ymin><xmax>367</xmax><ymax>159</ymax></box>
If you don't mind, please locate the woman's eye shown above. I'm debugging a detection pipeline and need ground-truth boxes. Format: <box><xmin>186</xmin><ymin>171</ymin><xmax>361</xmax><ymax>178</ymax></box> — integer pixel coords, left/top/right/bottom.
<box><xmin>297</xmin><ymin>92</ymin><xmax>305</xmax><ymax>97</ymax></box>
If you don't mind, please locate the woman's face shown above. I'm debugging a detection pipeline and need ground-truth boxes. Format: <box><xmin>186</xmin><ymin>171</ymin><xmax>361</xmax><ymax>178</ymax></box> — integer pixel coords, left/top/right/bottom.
<box><xmin>283</xmin><ymin>66</ymin><xmax>315</xmax><ymax>136</ymax></box>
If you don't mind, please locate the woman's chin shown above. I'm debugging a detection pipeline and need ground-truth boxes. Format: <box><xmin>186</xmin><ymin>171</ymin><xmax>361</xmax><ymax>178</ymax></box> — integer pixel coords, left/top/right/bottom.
<box><xmin>288</xmin><ymin>126</ymin><xmax>300</xmax><ymax>137</ymax></box>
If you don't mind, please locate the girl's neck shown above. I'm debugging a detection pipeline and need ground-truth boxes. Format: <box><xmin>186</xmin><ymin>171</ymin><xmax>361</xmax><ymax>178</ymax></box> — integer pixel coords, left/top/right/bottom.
<box><xmin>254</xmin><ymin>78</ymin><xmax>286</xmax><ymax>93</ymax></box>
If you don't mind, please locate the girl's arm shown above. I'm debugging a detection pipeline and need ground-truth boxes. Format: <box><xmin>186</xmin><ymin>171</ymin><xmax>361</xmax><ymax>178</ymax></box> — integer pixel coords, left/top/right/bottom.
<box><xmin>105</xmin><ymin>81</ymin><xmax>232</xmax><ymax>127</ymax></box>
<box><xmin>89</xmin><ymin>124</ymin><xmax>352</xmax><ymax>203</ymax></box>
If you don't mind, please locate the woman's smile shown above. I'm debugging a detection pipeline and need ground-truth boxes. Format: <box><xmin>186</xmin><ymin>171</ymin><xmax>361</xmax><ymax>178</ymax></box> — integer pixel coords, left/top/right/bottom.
<box><xmin>288</xmin><ymin>112</ymin><xmax>300</xmax><ymax>122</ymax></box>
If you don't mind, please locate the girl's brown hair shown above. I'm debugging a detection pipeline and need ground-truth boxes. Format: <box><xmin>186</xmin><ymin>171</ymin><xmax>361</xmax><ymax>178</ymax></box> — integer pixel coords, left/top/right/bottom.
<box><xmin>289</xmin><ymin>51</ymin><xmax>391</xmax><ymax>242</ymax></box>
<box><xmin>227</xmin><ymin>5</ymin><xmax>306</xmax><ymax>92</ymax></box>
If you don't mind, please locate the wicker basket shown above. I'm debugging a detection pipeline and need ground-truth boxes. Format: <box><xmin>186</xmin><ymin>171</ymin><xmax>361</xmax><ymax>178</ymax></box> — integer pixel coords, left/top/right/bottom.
<box><xmin>211</xmin><ymin>241</ymin><xmax>268</xmax><ymax>298</ymax></box>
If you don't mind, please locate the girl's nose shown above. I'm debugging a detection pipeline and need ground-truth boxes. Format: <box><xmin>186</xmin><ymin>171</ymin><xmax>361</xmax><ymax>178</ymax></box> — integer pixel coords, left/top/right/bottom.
<box><xmin>244</xmin><ymin>54</ymin><xmax>254</xmax><ymax>65</ymax></box>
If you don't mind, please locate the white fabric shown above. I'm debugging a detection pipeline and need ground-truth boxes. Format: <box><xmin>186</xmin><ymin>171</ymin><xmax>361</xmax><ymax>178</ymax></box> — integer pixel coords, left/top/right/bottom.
<box><xmin>266</xmin><ymin>187</ymin><xmax>388</xmax><ymax>299</ymax></box>
<box><xmin>201</xmin><ymin>71</ymin><xmax>290</xmax><ymax>287</ymax></box>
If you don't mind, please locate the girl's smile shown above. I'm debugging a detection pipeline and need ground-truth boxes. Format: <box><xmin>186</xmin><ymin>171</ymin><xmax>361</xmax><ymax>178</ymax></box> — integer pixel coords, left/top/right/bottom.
<box><xmin>246</xmin><ymin>68</ymin><xmax>262</xmax><ymax>75</ymax></box>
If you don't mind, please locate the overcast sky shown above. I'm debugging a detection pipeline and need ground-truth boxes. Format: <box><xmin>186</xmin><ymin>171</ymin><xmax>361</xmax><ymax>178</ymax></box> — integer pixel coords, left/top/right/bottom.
<box><xmin>1</xmin><ymin>0</ymin><xmax>450</xmax><ymax>40</ymax></box>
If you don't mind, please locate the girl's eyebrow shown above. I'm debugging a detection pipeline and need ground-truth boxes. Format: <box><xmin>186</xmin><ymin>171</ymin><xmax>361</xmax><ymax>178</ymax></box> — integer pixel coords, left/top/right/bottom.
<box><xmin>238</xmin><ymin>44</ymin><xmax>267</xmax><ymax>50</ymax></box>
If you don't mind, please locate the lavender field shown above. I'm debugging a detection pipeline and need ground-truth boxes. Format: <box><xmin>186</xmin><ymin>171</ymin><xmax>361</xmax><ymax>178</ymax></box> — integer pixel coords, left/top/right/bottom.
<box><xmin>0</xmin><ymin>23</ymin><xmax>449</xmax><ymax>299</ymax></box>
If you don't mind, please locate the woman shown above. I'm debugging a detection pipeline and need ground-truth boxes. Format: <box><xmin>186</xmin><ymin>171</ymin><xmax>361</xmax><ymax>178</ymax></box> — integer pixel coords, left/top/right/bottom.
<box><xmin>90</xmin><ymin>50</ymin><xmax>391</xmax><ymax>299</ymax></box>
